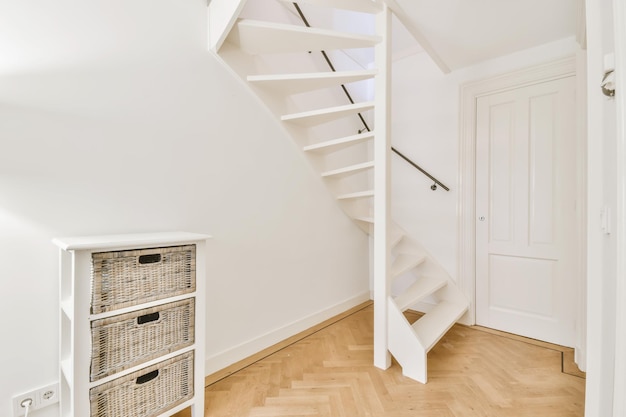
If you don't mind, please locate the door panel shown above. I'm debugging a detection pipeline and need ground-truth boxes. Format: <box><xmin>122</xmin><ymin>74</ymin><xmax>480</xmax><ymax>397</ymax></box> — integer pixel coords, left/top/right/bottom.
<box><xmin>490</xmin><ymin>102</ymin><xmax>515</xmax><ymax>243</ymax></box>
<box><xmin>475</xmin><ymin>77</ymin><xmax>577</xmax><ymax>347</ymax></box>
<box><xmin>489</xmin><ymin>255</ymin><xmax>555</xmax><ymax>317</ymax></box>
<box><xmin>529</xmin><ymin>94</ymin><xmax>556</xmax><ymax>246</ymax></box>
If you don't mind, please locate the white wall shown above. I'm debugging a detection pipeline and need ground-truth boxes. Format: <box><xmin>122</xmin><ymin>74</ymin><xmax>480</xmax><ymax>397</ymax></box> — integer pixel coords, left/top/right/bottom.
<box><xmin>390</xmin><ymin>36</ymin><xmax>580</xmax><ymax>279</ymax></box>
<box><xmin>0</xmin><ymin>1</ymin><xmax>370</xmax><ymax>416</ymax></box>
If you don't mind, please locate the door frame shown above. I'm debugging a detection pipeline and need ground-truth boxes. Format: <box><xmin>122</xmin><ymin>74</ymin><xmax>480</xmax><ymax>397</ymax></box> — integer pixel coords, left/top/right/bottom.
<box><xmin>612</xmin><ymin>0</ymin><xmax>626</xmax><ymax>413</ymax></box>
<box><xmin>457</xmin><ymin>56</ymin><xmax>585</xmax><ymax>354</ymax></box>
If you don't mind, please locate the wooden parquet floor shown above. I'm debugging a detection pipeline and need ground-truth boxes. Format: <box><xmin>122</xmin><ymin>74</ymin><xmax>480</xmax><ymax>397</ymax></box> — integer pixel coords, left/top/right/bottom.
<box><xmin>179</xmin><ymin>302</ymin><xmax>585</xmax><ymax>417</ymax></box>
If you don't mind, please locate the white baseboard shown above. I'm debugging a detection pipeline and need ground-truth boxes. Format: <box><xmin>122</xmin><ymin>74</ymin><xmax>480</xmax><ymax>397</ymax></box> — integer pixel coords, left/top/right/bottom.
<box><xmin>575</xmin><ymin>344</ymin><xmax>586</xmax><ymax>372</ymax></box>
<box><xmin>204</xmin><ymin>291</ymin><xmax>371</xmax><ymax>376</ymax></box>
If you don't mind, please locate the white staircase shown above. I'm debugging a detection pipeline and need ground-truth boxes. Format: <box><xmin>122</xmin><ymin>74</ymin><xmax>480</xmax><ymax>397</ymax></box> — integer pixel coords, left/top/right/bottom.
<box><xmin>207</xmin><ymin>0</ymin><xmax>468</xmax><ymax>384</ymax></box>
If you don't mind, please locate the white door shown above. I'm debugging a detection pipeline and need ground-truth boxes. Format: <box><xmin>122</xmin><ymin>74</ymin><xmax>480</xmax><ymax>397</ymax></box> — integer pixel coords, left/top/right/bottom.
<box><xmin>475</xmin><ymin>76</ymin><xmax>578</xmax><ymax>347</ymax></box>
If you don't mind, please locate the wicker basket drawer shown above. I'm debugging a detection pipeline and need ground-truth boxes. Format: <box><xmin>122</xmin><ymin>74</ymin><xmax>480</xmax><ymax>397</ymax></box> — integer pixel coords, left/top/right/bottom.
<box><xmin>90</xmin><ymin>298</ymin><xmax>195</xmax><ymax>381</ymax></box>
<box><xmin>90</xmin><ymin>351</ymin><xmax>194</xmax><ymax>417</ymax></box>
<box><xmin>91</xmin><ymin>245</ymin><xmax>196</xmax><ymax>314</ymax></box>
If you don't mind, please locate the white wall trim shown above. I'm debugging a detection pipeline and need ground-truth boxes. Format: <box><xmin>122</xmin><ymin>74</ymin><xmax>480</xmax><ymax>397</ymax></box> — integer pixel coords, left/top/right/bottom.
<box><xmin>612</xmin><ymin>0</ymin><xmax>626</xmax><ymax>413</ymax></box>
<box><xmin>575</xmin><ymin>48</ymin><xmax>589</xmax><ymax>372</ymax></box>
<box><xmin>204</xmin><ymin>291</ymin><xmax>371</xmax><ymax>376</ymax></box>
<box><xmin>457</xmin><ymin>56</ymin><xmax>579</xmax><ymax>328</ymax></box>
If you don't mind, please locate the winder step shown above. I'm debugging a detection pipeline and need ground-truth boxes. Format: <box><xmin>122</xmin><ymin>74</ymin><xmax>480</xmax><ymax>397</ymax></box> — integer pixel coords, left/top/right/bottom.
<box><xmin>391</xmin><ymin>253</ymin><xmax>426</xmax><ymax>278</ymax></box>
<box><xmin>412</xmin><ymin>300</ymin><xmax>468</xmax><ymax>352</ymax></box>
<box><xmin>390</xmin><ymin>225</ymin><xmax>404</xmax><ymax>247</ymax></box>
<box><xmin>231</xmin><ymin>20</ymin><xmax>380</xmax><ymax>54</ymax></box>
<box><xmin>393</xmin><ymin>275</ymin><xmax>447</xmax><ymax>311</ymax></box>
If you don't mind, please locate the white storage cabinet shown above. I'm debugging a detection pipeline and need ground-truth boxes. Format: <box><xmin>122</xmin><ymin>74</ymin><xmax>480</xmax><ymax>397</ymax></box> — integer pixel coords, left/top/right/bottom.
<box><xmin>54</xmin><ymin>232</ymin><xmax>210</xmax><ymax>417</ymax></box>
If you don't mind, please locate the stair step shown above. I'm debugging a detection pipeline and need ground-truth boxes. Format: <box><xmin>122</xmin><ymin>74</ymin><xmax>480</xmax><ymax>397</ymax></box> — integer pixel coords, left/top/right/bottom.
<box><xmin>304</xmin><ymin>131</ymin><xmax>374</xmax><ymax>153</ymax></box>
<box><xmin>353</xmin><ymin>216</ymin><xmax>374</xmax><ymax>224</ymax></box>
<box><xmin>248</xmin><ymin>70</ymin><xmax>377</xmax><ymax>95</ymax></box>
<box><xmin>278</xmin><ymin>0</ymin><xmax>383</xmax><ymax>14</ymax></box>
<box><xmin>394</xmin><ymin>275</ymin><xmax>447</xmax><ymax>311</ymax></box>
<box><xmin>282</xmin><ymin>101</ymin><xmax>375</xmax><ymax>126</ymax></box>
<box><xmin>391</xmin><ymin>253</ymin><xmax>426</xmax><ymax>278</ymax></box>
<box><xmin>337</xmin><ymin>190</ymin><xmax>374</xmax><ymax>200</ymax></box>
<box><xmin>412</xmin><ymin>300</ymin><xmax>468</xmax><ymax>352</ymax></box>
<box><xmin>231</xmin><ymin>20</ymin><xmax>380</xmax><ymax>54</ymax></box>
<box><xmin>321</xmin><ymin>161</ymin><xmax>374</xmax><ymax>178</ymax></box>
<box><xmin>390</xmin><ymin>225</ymin><xmax>404</xmax><ymax>247</ymax></box>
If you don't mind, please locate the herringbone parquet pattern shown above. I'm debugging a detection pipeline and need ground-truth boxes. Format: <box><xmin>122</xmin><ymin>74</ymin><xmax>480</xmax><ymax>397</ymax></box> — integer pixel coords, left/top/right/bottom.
<box><xmin>179</xmin><ymin>303</ymin><xmax>585</xmax><ymax>417</ymax></box>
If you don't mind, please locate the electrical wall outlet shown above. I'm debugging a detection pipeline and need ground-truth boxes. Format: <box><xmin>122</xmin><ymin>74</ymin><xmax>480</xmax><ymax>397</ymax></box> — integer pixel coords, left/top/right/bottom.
<box><xmin>12</xmin><ymin>382</ymin><xmax>59</xmax><ymax>417</ymax></box>
<box><xmin>38</xmin><ymin>383</ymin><xmax>59</xmax><ymax>409</ymax></box>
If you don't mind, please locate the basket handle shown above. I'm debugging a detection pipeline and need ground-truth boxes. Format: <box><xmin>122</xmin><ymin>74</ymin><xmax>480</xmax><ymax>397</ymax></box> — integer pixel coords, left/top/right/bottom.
<box><xmin>136</xmin><ymin>370</ymin><xmax>159</xmax><ymax>385</ymax></box>
<box><xmin>137</xmin><ymin>312</ymin><xmax>160</xmax><ymax>325</ymax></box>
<box><xmin>138</xmin><ymin>253</ymin><xmax>162</xmax><ymax>264</ymax></box>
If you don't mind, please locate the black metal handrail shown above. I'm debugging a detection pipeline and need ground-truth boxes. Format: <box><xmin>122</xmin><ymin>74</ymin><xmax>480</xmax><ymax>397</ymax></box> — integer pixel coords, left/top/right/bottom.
<box><xmin>391</xmin><ymin>147</ymin><xmax>450</xmax><ymax>191</ymax></box>
<box><xmin>292</xmin><ymin>2</ymin><xmax>449</xmax><ymax>192</ymax></box>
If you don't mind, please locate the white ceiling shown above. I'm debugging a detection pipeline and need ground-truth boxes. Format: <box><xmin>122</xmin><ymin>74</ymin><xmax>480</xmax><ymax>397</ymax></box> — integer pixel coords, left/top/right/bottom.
<box><xmin>391</xmin><ymin>0</ymin><xmax>581</xmax><ymax>71</ymax></box>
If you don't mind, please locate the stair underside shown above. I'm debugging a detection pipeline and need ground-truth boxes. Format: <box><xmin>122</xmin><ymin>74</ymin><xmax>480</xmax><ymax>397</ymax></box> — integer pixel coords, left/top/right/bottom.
<box><xmin>282</xmin><ymin>101</ymin><xmax>374</xmax><ymax>126</ymax></box>
<box><xmin>394</xmin><ymin>275</ymin><xmax>447</xmax><ymax>311</ymax></box>
<box><xmin>231</xmin><ymin>19</ymin><xmax>380</xmax><ymax>54</ymax></box>
<box><xmin>278</xmin><ymin>0</ymin><xmax>383</xmax><ymax>14</ymax></box>
<box><xmin>304</xmin><ymin>131</ymin><xmax>374</xmax><ymax>153</ymax></box>
<box><xmin>248</xmin><ymin>70</ymin><xmax>377</xmax><ymax>95</ymax></box>
<box><xmin>412</xmin><ymin>300</ymin><xmax>468</xmax><ymax>352</ymax></box>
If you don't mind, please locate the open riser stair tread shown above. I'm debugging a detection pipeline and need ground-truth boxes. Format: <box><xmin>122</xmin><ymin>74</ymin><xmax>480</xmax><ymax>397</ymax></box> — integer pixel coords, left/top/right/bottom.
<box><xmin>281</xmin><ymin>101</ymin><xmax>375</xmax><ymax>126</ymax></box>
<box><xmin>353</xmin><ymin>216</ymin><xmax>374</xmax><ymax>224</ymax></box>
<box><xmin>390</xmin><ymin>226</ymin><xmax>404</xmax><ymax>248</ymax></box>
<box><xmin>231</xmin><ymin>19</ymin><xmax>381</xmax><ymax>54</ymax></box>
<box><xmin>393</xmin><ymin>275</ymin><xmax>447</xmax><ymax>311</ymax></box>
<box><xmin>278</xmin><ymin>0</ymin><xmax>383</xmax><ymax>14</ymax></box>
<box><xmin>337</xmin><ymin>190</ymin><xmax>375</xmax><ymax>200</ymax></box>
<box><xmin>411</xmin><ymin>300</ymin><xmax>468</xmax><ymax>352</ymax></box>
<box><xmin>303</xmin><ymin>131</ymin><xmax>374</xmax><ymax>153</ymax></box>
<box><xmin>391</xmin><ymin>253</ymin><xmax>426</xmax><ymax>278</ymax></box>
<box><xmin>321</xmin><ymin>160</ymin><xmax>374</xmax><ymax>178</ymax></box>
<box><xmin>247</xmin><ymin>70</ymin><xmax>377</xmax><ymax>95</ymax></box>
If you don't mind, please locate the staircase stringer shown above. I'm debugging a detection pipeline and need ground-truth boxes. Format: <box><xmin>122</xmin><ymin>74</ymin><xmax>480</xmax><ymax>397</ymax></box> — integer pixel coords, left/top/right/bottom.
<box><xmin>387</xmin><ymin>297</ymin><xmax>428</xmax><ymax>382</ymax></box>
<box><xmin>208</xmin><ymin>0</ymin><xmax>249</xmax><ymax>52</ymax></box>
